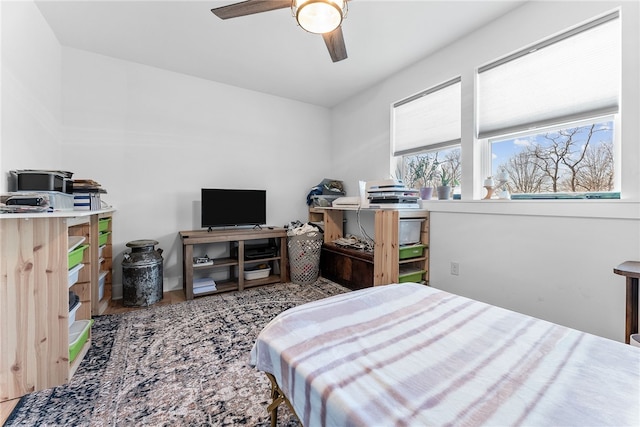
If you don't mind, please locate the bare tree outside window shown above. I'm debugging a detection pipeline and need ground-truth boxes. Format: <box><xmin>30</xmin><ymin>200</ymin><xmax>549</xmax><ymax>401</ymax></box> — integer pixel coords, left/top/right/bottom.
<box><xmin>501</xmin><ymin>151</ymin><xmax>547</xmax><ymax>193</ymax></box>
<box><xmin>573</xmin><ymin>141</ymin><xmax>614</xmax><ymax>192</ymax></box>
<box><xmin>492</xmin><ymin>120</ymin><xmax>614</xmax><ymax>196</ymax></box>
<box><xmin>401</xmin><ymin>147</ymin><xmax>462</xmax><ymax>194</ymax></box>
<box><xmin>442</xmin><ymin>148</ymin><xmax>462</xmax><ymax>187</ymax></box>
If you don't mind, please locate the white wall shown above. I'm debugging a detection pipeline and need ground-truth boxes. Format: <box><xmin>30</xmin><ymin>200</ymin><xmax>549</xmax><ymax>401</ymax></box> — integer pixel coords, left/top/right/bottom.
<box><xmin>59</xmin><ymin>48</ymin><xmax>332</xmax><ymax>297</ymax></box>
<box><xmin>0</xmin><ymin>1</ymin><xmax>62</xmax><ymax>183</ymax></box>
<box><xmin>331</xmin><ymin>1</ymin><xmax>640</xmax><ymax>341</ymax></box>
<box><xmin>0</xmin><ymin>2</ymin><xmax>333</xmax><ymax>298</ymax></box>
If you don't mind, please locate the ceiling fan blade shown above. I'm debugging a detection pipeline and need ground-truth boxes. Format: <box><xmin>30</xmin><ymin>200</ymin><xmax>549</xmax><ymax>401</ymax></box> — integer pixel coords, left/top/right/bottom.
<box><xmin>211</xmin><ymin>0</ymin><xmax>291</xmax><ymax>20</ymax></box>
<box><xmin>322</xmin><ymin>26</ymin><xmax>348</xmax><ymax>62</ymax></box>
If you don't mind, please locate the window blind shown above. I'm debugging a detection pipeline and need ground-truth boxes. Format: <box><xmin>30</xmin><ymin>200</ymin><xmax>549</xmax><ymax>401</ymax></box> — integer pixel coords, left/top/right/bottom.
<box><xmin>392</xmin><ymin>77</ymin><xmax>461</xmax><ymax>156</ymax></box>
<box><xmin>476</xmin><ymin>11</ymin><xmax>620</xmax><ymax>140</ymax></box>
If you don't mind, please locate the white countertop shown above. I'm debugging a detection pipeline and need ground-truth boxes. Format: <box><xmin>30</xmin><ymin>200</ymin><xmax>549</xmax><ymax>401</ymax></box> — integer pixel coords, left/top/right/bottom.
<box><xmin>0</xmin><ymin>207</ymin><xmax>115</xmax><ymax>219</ymax></box>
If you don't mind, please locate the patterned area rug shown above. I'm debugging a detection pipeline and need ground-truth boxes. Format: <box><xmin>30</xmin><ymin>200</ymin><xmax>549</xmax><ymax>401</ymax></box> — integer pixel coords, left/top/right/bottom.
<box><xmin>6</xmin><ymin>280</ymin><xmax>348</xmax><ymax>426</ymax></box>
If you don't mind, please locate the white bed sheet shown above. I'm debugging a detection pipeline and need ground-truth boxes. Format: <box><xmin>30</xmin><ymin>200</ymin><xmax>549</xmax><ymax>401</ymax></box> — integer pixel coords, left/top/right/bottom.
<box><xmin>250</xmin><ymin>283</ymin><xmax>640</xmax><ymax>426</ymax></box>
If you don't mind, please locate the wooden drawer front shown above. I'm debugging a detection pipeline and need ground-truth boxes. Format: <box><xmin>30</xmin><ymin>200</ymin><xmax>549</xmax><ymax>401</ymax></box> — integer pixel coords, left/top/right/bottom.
<box><xmin>320</xmin><ymin>244</ymin><xmax>374</xmax><ymax>291</ymax></box>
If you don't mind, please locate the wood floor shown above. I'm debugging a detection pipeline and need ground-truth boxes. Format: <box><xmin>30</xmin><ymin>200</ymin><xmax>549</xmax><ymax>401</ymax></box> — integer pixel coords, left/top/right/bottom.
<box><xmin>0</xmin><ymin>290</ymin><xmax>187</xmax><ymax>424</ymax></box>
<box><xmin>103</xmin><ymin>289</ymin><xmax>186</xmax><ymax>315</ymax></box>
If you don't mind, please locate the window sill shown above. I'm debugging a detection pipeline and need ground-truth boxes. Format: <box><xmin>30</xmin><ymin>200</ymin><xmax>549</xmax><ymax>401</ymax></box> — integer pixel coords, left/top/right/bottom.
<box><xmin>420</xmin><ymin>199</ymin><xmax>640</xmax><ymax>220</ymax></box>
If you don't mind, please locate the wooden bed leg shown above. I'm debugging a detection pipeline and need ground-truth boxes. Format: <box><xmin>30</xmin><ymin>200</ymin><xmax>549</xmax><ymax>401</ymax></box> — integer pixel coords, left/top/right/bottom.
<box><xmin>269</xmin><ymin>404</ymin><xmax>278</xmax><ymax>427</ymax></box>
<box><xmin>265</xmin><ymin>372</ymin><xmax>301</xmax><ymax>426</ymax></box>
<box><xmin>266</xmin><ymin>373</ymin><xmax>283</xmax><ymax>427</ymax></box>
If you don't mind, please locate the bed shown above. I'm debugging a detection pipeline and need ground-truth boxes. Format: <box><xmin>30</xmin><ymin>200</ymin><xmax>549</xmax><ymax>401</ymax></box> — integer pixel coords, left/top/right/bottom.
<box><xmin>250</xmin><ymin>283</ymin><xmax>640</xmax><ymax>426</ymax></box>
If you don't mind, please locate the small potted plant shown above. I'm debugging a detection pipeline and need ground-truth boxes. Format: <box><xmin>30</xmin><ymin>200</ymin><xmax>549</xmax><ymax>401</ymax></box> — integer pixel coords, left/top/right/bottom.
<box><xmin>405</xmin><ymin>154</ymin><xmax>438</xmax><ymax>200</ymax></box>
<box><xmin>436</xmin><ymin>165</ymin><xmax>457</xmax><ymax>200</ymax></box>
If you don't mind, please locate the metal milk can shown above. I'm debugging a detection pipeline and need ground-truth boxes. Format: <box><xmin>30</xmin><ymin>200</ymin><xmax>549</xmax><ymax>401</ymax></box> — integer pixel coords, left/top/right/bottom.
<box><xmin>122</xmin><ymin>239</ymin><xmax>164</xmax><ymax>307</ymax></box>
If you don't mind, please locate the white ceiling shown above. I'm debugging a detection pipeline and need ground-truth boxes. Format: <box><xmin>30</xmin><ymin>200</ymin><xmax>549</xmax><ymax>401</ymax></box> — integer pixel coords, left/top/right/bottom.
<box><xmin>35</xmin><ymin>0</ymin><xmax>526</xmax><ymax>107</ymax></box>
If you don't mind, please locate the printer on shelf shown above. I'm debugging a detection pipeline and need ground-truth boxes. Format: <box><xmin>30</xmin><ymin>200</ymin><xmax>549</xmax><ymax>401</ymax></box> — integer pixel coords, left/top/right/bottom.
<box><xmin>4</xmin><ymin>170</ymin><xmax>76</xmax><ymax>211</ymax></box>
<box><xmin>8</xmin><ymin>169</ymin><xmax>74</xmax><ymax>194</ymax></box>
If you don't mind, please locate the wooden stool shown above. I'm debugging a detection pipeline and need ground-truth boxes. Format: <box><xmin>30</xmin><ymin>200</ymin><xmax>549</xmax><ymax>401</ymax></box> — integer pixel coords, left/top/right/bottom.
<box><xmin>613</xmin><ymin>261</ymin><xmax>640</xmax><ymax>344</ymax></box>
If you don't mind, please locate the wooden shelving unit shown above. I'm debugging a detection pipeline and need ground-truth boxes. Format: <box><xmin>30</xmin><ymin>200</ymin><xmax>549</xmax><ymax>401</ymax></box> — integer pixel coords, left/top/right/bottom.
<box><xmin>179</xmin><ymin>227</ymin><xmax>289</xmax><ymax>300</ymax></box>
<box><xmin>0</xmin><ymin>209</ymin><xmax>114</xmax><ymax>402</ymax></box>
<box><xmin>95</xmin><ymin>213</ymin><xmax>113</xmax><ymax>315</ymax></box>
<box><xmin>313</xmin><ymin>207</ymin><xmax>429</xmax><ymax>288</ymax></box>
<box><xmin>67</xmin><ymin>216</ymin><xmax>94</xmax><ymax>379</ymax></box>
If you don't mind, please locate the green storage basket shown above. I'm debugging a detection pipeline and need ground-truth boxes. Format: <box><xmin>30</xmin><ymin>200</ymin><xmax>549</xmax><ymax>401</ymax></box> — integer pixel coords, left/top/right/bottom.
<box><xmin>98</xmin><ymin>218</ymin><xmax>111</xmax><ymax>232</ymax></box>
<box><xmin>69</xmin><ymin>319</ymin><xmax>93</xmax><ymax>362</ymax></box>
<box><xmin>68</xmin><ymin>244</ymin><xmax>89</xmax><ymax>269</ymax></box>
<box><xmin>399</xmin><ymin>244</ymin><xmax>426</xmax><ymax>260</ymax></box>
<box><xmin>398</xmin><ymin>268</ymin><xmax>425</xmax><ymax>283</ymax></box>
<box><xmin>98</xmin><ymin>231</ymin><xmax>111</xmax><ymax>246</ymax></box>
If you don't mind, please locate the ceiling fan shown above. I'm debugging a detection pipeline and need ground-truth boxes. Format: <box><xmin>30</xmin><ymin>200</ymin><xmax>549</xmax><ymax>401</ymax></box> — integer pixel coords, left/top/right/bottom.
<box><xmin>211</xmin><ymin>0</ymin><xmax>349</xmax><ymax>62</ymax></box>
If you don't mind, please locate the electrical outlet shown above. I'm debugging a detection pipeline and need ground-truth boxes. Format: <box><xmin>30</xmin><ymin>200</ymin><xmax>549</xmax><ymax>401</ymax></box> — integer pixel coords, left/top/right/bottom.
<box><xmin>450</xmin><ymin>262</ymin><xmax>460</xmax><ymax>276</ymax></box>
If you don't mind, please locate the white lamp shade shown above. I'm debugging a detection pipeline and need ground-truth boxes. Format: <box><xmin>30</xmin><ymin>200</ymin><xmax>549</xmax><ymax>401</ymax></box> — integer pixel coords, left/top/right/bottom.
<box><xmin>295</xmin><ymin>0</ymin><xmax>345</xmax><ymax>34</ymax></box>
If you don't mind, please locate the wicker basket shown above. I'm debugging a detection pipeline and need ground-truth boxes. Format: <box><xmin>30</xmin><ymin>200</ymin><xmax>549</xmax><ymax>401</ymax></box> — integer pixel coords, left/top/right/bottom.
<box><xmin>288</xmin><ymin>231</ymin><xmax>323</xmax><ymax>285</ymax></box>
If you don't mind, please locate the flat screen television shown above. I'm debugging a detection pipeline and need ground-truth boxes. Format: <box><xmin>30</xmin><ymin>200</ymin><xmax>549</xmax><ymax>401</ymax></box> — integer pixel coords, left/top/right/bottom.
<box><xmin>201</xmin><ymin>188</ymin><xmax>266</xmax><ymax>230</ymax></box>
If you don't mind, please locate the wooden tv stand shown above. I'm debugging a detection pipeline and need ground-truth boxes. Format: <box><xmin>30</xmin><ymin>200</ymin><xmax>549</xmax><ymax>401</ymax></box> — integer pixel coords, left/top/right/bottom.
<box><xmin>179</xmin><ymin>227</ymin><xmax>288</xmax><ymax>300</ymax></box>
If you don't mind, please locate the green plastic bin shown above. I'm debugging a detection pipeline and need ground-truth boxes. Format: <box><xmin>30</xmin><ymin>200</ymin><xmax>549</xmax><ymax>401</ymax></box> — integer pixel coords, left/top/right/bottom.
<box><xmin>398</xmin><ymin>268</ymin><xmax>425</xmax><ymax>283</ymax></box>
<box><xmin>399</xmin><ymin>244</ymin><xmax>426</xmax><ymax>260</ymax></box>
<box><xmin>69</xmin><ymin>319</ymin><xmax>93</xmax><ymax>362</ymax></box>
<box><xmin>98</xmin><ymin>231</ymin><xmax>111</xmax><ymax>246</ymax></box>
<box><xmin>98</xmin><ymin>218</ymin><xmax>111</xmax><ymax>232</ymax></box>
<box><xmin>68</xmin><ymin>244</ymin><xmax>89</xmax><ymax>269</ymax></box>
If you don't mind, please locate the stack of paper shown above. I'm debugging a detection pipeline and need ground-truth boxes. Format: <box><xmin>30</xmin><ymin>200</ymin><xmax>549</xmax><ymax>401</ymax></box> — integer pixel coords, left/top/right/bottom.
<box><xmin>193</xmin><ymin>277</ymin><xmax>217</xmax><ymax>294</ymax></box>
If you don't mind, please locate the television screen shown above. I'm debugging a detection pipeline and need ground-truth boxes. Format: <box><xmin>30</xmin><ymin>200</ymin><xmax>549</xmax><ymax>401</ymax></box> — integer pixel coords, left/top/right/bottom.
<box><xmin>201</xmin><ymin>188</ymin><xmax>266</xmax><ymax>229</ymax></box>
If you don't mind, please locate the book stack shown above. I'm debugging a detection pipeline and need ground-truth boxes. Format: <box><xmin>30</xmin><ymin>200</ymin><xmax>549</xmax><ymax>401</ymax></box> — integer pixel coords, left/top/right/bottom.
<box><xmin>73</xmin><ymin>179</ymin><xmax>107</xmax><ymax>210</ymax></box>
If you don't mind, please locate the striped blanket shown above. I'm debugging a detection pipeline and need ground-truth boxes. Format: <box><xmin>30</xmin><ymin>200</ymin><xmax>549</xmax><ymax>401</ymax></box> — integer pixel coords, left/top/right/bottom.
<box><xmin>250</xmin><ymin>283</ymin><xmax>640</xmax><ymax>426</ymax></box>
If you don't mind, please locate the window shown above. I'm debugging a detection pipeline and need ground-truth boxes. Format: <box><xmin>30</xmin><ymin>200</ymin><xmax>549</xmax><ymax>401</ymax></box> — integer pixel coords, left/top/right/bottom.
<box><xmin>401</xmin><ymin>146</ymin><xmax>461</xmax><ymax>197</ymax></box>
<box><xmin>477</xmin><ymin>11</ymin><xmax>620</xmax><ymax>198</ymax></box>
<box><xmin>491</xmin><ymin>118</ymin><xmax>617</xmax><ymax>199</ymax></box>
<box><xmin>391</xmin><ymin>77</ymin><xmax>461</xmax><ymax>196</ymax></box>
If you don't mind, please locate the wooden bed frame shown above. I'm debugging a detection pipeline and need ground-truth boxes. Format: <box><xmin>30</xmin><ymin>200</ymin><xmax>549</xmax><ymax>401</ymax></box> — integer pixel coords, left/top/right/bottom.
<box><xmin>265</xmin><ymin>373</ymin><xmax>298</xmax><ymax>427</ymax></box>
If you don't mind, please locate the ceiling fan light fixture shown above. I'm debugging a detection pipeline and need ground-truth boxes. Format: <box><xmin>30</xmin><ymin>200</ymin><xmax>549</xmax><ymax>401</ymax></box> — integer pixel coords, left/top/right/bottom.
<box><xmin>293</xmin><ymin>0</ymin><xmax>346</xmax><ymax>34</ymax></box>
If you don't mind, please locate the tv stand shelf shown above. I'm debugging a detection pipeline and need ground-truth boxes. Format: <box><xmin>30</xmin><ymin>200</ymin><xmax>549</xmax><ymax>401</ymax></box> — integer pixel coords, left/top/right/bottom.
<box><xmin>179</xmin><ymin>227</ymin><xmax>288</xmax><ymax>300</ymax></box>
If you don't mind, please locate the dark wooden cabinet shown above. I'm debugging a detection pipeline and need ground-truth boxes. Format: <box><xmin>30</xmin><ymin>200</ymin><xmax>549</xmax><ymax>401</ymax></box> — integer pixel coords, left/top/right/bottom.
<box><xmin>320</xmin><ymin>243</ymin><xmax>374</xmax><ymax>291</ymax></box>
<box><xmin>312</xmin><ymin>207</ymin><xmax>429</xmax><ymax>289</ymax></box>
